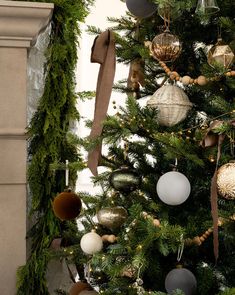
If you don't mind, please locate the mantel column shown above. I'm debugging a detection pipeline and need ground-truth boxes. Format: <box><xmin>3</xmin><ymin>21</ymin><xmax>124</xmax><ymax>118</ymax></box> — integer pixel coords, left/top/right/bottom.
<box><xmin>0</xmin><ymin>1</ymin><xmax>54</xmax><ymax>294</ymax></box>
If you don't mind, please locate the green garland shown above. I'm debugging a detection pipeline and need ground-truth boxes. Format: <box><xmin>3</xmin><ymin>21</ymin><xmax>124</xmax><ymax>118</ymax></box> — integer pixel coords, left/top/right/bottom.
<box><xmin>16</xmin><ymin>0</ymin><xmax>94</xmax><ymax>294</ymax></box>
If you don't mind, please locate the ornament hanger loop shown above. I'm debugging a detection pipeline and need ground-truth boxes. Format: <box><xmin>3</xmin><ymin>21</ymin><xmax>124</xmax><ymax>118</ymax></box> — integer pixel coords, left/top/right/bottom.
<box><xmin>65</xmin><ymin>159</ymin><xmax>69</xmax><ymax>188</ymax></box>
<box><xmin>177</xmin><ymin>234</ymin><xmax>184</xmax><ymax>262</ymax></box>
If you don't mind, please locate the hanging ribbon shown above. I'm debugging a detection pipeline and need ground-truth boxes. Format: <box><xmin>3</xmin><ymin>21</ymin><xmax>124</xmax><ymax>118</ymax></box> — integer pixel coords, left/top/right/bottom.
<box><xmin>87</xmin><ymin>30</ymin><xmax>116</xmax><ymax>175</ymax></box>
<box><xmin>210</xmin><ymin>133</ymin><xmax>225</xmax><ymax>261</ymax></box>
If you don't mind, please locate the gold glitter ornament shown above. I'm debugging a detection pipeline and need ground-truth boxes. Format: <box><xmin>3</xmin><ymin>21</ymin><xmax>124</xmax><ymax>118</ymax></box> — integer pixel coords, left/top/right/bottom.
<box><xmin>97</xmin><ymin>206</ymin><xmax>128</xmax><ymax>230</ymax></box>
<box><xmin>217</xmin><ymin>161</ymin><xmax>235</xmax><ymax>200</ymax></box>
<box><xmin>208</xmin><ymin>38</ymin><xmax>234</xmax><ymax>69</ymax></box>
<box><xmin>151</xmin><ymin>28</ymin><xmax>182</xmax><ymax>62</ymax></box>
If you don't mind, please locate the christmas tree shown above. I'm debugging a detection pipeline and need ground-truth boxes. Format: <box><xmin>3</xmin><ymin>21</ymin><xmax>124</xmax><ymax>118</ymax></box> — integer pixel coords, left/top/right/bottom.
<box><xmin>53</xmin><ymin>0</ymin><xmax>235</xmax><ymax>294</ymax></box>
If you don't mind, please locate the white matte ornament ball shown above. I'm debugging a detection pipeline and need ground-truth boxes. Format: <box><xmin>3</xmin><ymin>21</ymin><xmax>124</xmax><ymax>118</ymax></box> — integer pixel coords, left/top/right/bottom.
<box><xmin>156</xmin><ymin>171</ymin><xmax>191</xmax><ymax>205</ymax></box>
<box><xmin>80</xmin><ymin>231</ymin><xmax>103</xmax><ymax>255</ymax></box>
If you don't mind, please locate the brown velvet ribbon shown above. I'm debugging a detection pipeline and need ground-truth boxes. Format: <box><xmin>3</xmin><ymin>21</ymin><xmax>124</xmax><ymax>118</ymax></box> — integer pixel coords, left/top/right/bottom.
<box><xmin>200</xmin><ymin>120</ymin><xmax>226</xmax><ymax>261</ymax></box>
<box><xmin>87</xmin><ymin>30</ymin><xmax>116</xmax><ymax>176</ymax></box>
<box><xmin>210</xmin><ymin>133</ymin><xmax>225</xmax><ymax>261</ymax></box>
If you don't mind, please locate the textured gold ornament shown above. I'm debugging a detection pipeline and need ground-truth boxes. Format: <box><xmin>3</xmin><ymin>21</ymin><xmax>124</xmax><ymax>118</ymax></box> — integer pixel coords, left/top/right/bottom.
<box><xmin>208</xmin><ymin>38</ymin><xmax>234</xmax><ymax>69</ymax></box>
<box><xmin>97</xmin><ymin>206</ymin><xmax>128</xmax><ymax>230</ymax></box>
<box><xmin>217</xmin><ymin>162</ymin><xmax>235</xmax><ymax>200</ymax></box>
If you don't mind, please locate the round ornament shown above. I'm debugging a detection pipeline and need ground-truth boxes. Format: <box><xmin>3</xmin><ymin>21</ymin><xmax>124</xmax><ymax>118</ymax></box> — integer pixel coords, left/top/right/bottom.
<box><xmin>97</xmin><ymin>206</ymin><xmax>128</xmax><ymax>230</ymax></box>
<box><xmin>217</xmin><ymin>162</ymin><xmax>235</xmax><ymax>200</ymax></box>
<box><xmin>80</xmin><ymin>231</ymin><xmax>103</xmax><ymax>255</ymax></box>
<box><xmin>156</xmin><ymin>171</ymin><xmax>191</xmax><ymax>205</ymax></box>
<box><xmin>147</xmin><ymin>85</ymin><xmax>192</xmax><ymax>127</ymax></box>
<box><xmin>79</xmin><ymin>291</ymin><xmax>98</xmax><ymax>295</ymax></box>
<box><xmin>165</xmin><ymin>267</ymin><xmax>197</xmax><ymax>295</ymax></box>
<box><xmin>126</xmin><ymin>0</ymin><xmax>157</xmax><ymax>19</ymax></box>
<box><xmin>52</xmin><ymin>191</ymin><xmax>82</xmax><ymax>220</ymax></box>
<box><xmin>151</xmin><ymin>29</ymin><xmax>182</xmax><ymax>62</ymax></box>
<box><xmin>69</xmin><ymin>282</ymin><xmax>93</xmax><ymax>295</ymax></box>
<box><xmin>208</xmin><ymin>38</ymin><xmax>234</xmax><ymax>69</ymax></box>
<box><xmin>109</xmin><ymin>167</ymin><xmax>141</xmax><ymax>193</ymax></box>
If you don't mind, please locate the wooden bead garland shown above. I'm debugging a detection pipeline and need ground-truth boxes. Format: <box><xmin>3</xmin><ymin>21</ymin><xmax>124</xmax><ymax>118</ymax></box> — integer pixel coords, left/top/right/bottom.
<box><xmin>157</xmin><ymin>60</ymin><xmax>235</xmax><ymax>86</ymax></box>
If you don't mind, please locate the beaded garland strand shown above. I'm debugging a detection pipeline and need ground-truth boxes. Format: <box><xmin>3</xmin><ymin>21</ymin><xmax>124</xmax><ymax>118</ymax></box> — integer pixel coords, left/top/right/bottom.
<box><xmin>143</xmin><ymin>45</ymin><xmax>235</xmax><ymax>86</ymax></box>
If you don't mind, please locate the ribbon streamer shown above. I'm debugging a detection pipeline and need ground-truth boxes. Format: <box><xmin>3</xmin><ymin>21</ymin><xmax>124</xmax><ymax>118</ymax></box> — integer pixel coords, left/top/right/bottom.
<box><xmin>88</xmin><ymin>30</ymin><xmax>116</xmax><ymax>175</ymax></box>
<box><xmin>210</xmin><ymin>133</ymin><xmax>225</xmax><ymax>261</ymax></box>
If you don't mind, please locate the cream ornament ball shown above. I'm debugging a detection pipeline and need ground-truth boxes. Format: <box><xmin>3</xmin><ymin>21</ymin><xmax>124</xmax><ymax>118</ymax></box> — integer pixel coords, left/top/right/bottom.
<box><xmin>156</xmin><ymin>171</ymin><xmax>191</xmax><ymax>205</ymax></box>
<box><xmin>80</xmin><ymin>230</ymin><xmax>103</xmax><ymax>255</ymax></box>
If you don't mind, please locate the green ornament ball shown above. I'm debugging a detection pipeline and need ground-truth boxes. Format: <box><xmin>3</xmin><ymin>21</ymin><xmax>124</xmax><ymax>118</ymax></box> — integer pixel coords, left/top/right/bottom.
<box><xmin>109</xmin><ymin>167</ymin><xmax>141</xmax><ymax>193</ymax></box>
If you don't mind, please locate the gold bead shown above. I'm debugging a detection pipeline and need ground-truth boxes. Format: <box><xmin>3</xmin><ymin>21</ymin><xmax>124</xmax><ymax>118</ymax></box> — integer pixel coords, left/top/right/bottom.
<box><xmin>189</xmin><ymin>78</ymin><xmax>194</xmax><ymax>84</ymax></box>
<box><xmin>197</xmin><ymin>75</ymin><xmax>208</xmax><ymax>86</ymax></box>
<box><xmin>181</xmin><ymin>75</ymin><xmax>191</xmax><ymax>85</ymax></box>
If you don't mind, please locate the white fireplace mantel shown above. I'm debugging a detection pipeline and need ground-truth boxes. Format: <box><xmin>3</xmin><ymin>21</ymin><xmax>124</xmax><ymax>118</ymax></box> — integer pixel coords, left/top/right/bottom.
<box><xmin>0</xmin><ymin>0</ymin><xmax>54</xmax><ymax>47</ymax></box>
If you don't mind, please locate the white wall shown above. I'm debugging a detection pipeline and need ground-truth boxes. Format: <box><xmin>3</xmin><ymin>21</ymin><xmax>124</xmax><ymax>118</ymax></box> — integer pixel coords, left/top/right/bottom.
<box><xmin>76</xmin><ymin>0</ymin><xmax>128</xmax><ymax>192</ymax></box>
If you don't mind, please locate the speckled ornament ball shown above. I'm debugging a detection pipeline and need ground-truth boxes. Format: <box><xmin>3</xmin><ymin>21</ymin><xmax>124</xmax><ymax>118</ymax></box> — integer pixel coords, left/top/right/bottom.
<box><xmin>109</xmin><ymin>167</ymin><xmax>141</xmax><ymax>193</ymax></box>
<box><xmin>217</xmin><ymin>162</ymin><xmax>235</xmax><ymax>200</ymax></box>
<box><xmin>165</xmin><ymin>267</ymin><xmax>197</xmax><ymax>295</ymax></box>
<box><xmin>126</xmin><ymin>0</ymin><xmax>157</xmax><ymax>18</ymax></box>
<box><xmin>52</xmin><ymin>191</ymin><xmax>82</xmax><ymax>220</ymax></box>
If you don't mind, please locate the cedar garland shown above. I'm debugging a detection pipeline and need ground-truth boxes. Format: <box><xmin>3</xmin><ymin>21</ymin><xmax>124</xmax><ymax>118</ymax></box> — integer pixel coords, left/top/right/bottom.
<box><xmin>16</xmin><ymin>0</ymin><xmax>94</xmax><ymax>294</ymax></box>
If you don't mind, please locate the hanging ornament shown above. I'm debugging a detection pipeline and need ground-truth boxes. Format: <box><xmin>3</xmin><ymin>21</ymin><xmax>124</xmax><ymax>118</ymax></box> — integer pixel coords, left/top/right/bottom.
<box><xmin>97</xmin><ymin>206</ymin><xmax>128</xmax><ymax>230</ymax></box>
<box><xmin>147</xmin><ymin>85</ymin><xmax>193</xmax><ymax>127</ymax></box>
<box><xmin>156</xmin><ymin>170</ymin><xmax>191</xmax><ymax>205</ymax></box>
<box><xmin>80</xmin><ymin>230</ymin><xmax>103</xmax><ymax>255</ymax></box>
<box><xmin>150</xmin><ymin>28</ymin><xmax>182</xmax><ymax>62</ymax></box>
<box><xmin>109</xmin><ymin>166</ymin><xmax>141</xmax><ymax>193</ymax></box>
<box><xmin>126</xmin><ymin>0</ymin><xmax>157</xmax><ymax>19</ymax></box>
<box><xmin>69</xmin><ymin>282</ymin><xmax>93</xmax><ymax>295</ymax></box>
<box><xmin>196</xmin><ymin>0</ymin><xmax>220</xmax><ymax>15</ymax></box>
<box><xmin>217</xmin><ymin>161</ymin><xmax>235</xmax><ymax>200</ymax></box>
<box><xmin>52</xmin><ymin>190</ymin><xmax>82</xmax><ymax>221</ymax></box>
<box><xmin>208</xmin><ymin>38</ymin><xmax>234</xmax><ymax>69</ymax></box>
<box><xmin>165</xmin><ymin>266</ymin><xmax>197</xmax><ymax>295</ymax></box>
<box><xmin>79</xmin><ymin>291</ymin><xmax>98</xmax><ymax>295</ymax></box>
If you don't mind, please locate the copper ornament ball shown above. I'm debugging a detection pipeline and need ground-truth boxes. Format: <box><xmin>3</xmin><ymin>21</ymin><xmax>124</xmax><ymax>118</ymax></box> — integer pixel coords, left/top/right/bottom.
<box><xmin>151</xmin><ymin>29</ymin><xmax>182</xmax><ymax>62</ymax></box>
<box><xmin>97</xmin><ymin>206</ymin><xmax>128</xmax><ymax>230</ymax></box>
<box><xmin>217</xmin><ymin>162</ymin><xmax>235</xmax><ymax>200</ymax></box>
<box><xmin>69</xmin><ymin>282</ymin><xmax>93</xmax><ymax>295</ymax></box>
<box><xmin>52</xmin><ymin>191</ymin><xmax>82</xmax><ymax>220</ymax></box>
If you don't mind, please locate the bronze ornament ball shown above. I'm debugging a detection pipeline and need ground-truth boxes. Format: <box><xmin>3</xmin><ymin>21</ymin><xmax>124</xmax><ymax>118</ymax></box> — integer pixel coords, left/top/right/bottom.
<box><xmin>69</xmin><ymin>282</ymin><xmax>93</xmax><ymax>295</ymax></box>
<box><xmin>217</xmin><ymin>162</ymin><xmax>235</xmax><ymax>200</ymax></box>
<box><xmin>151</xmin><ymin>29</ymin><xmax>182</xmax><ymax>62</ymax></box>
<box><xmin>109</xmin><ymin>167</ymin><xmax>141</xmax><ymax>193</ymax></box>
<box><xmin>126</xmin><ymin>0</ymin><xmax>157</xmax><ymax>19</ymax></box>
<box><xmin>165</xmin><ymin>267</ymin><xmax>197</xmax><ymax>295</ymax></box>
<box><xmin>52</xmin><ymin>191</ymin><xmax>82</xmax><ymax>221</ymax></box>
<box><xmin>97</xmin><ymin>206</ymin><xmax>128</xmax><ymax>230</ymax></box>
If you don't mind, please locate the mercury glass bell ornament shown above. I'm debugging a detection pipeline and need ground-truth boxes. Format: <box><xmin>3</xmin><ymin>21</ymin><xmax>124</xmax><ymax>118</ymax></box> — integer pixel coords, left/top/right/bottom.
<box><xmin>196</xmin><ymin>0</ymin><xmax>220</xmax><ymax>15</ymax></box>
<box><xmin>208</xmin><ymin>38</ymin><xmax>234</xmax><ymax>69</ymax></box>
